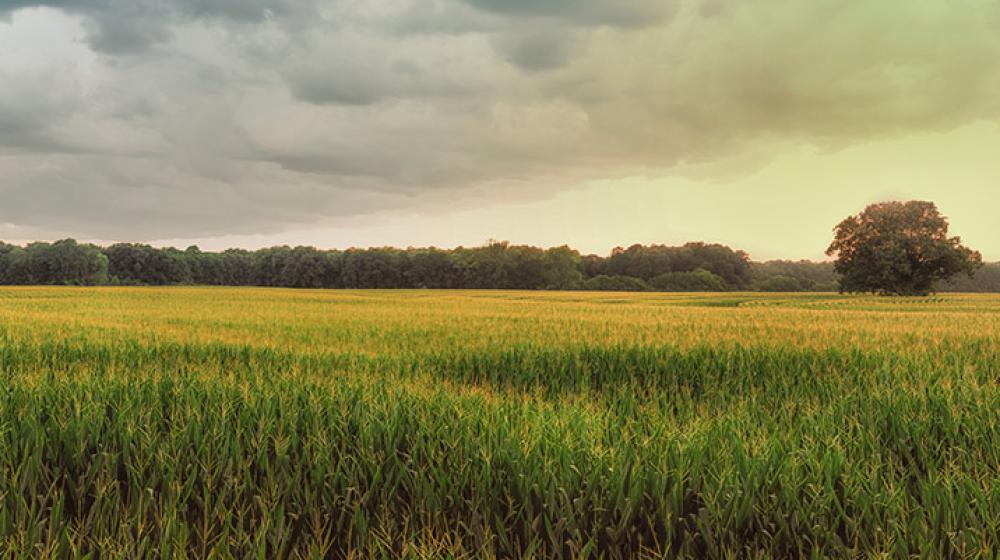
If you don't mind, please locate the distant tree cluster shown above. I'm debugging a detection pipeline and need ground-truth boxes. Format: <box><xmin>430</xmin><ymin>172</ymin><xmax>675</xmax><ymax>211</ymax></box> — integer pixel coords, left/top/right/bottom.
<box><xmin>0</xmin><ymin>240</ymin><xmax>109</xmax><ymax>286</ymax></box>
<box><xmin>940</xmin><ymin>263</ymin><xmax>1000</xmax><ymax>293</ymax></box>
<box><xmin>750</xmin><ymin>261</ymin><xmax>840</xmax><ymax>292</ymax></box>
<box><xmin>581</xmin><ymin>243</ymin><xmax>753</xmax><ymax>291</ymax></box>
<box><xmin>106</xmin><ymin>242</ymin><xmax>589</xmax><ymax>290</ymax></box>
<box><xmin>0</xmin><ymin>213</ymin><xmax>993</xmax><ymax>292</ymax></box>
<box><xmin>0</xmin><ymin>240</ymin><xmax>760</xmax><ymax>291</ymax></box>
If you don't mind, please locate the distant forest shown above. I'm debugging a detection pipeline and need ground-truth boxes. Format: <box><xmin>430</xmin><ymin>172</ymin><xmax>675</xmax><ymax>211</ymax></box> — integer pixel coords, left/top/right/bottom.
<box><xmin>1</xmin><ymin>239</ymin><xmax>997</xmax><ymax>292</ymax></box>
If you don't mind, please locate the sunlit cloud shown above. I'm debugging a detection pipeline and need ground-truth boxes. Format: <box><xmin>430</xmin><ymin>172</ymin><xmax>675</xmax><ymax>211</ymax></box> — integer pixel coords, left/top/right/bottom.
<box><xmin>0</xmin><ymin>0</ymin><xmax>997</xmax><ymax>257</ymax></box>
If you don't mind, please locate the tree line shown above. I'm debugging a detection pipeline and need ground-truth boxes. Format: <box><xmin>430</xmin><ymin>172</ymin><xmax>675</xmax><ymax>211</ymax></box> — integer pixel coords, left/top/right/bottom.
<box><xmin>0</xmin><ymin>239</ymin><xmax>748</xmax><ymax>291</ymax></box>
<box><xmin>1</xmin><ymin>238</ymin><xmax>996</xmax><ymax>292</ymax></box>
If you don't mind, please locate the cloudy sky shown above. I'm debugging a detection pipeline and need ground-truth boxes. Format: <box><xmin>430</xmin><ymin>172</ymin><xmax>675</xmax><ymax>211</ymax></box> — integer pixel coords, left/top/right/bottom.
<box><xmin>1</xmin><ymin>0</ymin><xmax>998</xmax><ymax>260</ymax></box>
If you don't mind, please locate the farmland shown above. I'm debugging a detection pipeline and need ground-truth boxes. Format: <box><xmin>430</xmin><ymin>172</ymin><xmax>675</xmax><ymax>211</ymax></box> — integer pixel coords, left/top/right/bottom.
<box><xmin>0</xmin><ymin>287</ymin><xmax>998</xmax><ymax>558</ymax></box>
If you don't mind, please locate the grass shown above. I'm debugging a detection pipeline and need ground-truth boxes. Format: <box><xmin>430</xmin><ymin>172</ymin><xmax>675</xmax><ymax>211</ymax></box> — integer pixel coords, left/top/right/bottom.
<box><xmin>0</xmin><ymin>287</ymin><xmax>998</xmax><ymax>558</ymax></box>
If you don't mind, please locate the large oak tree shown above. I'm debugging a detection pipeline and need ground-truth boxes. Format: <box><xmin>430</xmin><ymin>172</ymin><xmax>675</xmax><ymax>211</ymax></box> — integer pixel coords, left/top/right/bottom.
<box><xmin>826</xmin><ymin>201</ymin><xmax>982</xmax><ymax>296</ymax></box>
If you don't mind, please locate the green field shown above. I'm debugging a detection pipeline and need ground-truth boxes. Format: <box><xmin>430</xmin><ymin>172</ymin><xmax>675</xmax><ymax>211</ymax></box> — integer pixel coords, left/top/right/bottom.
<box><xmin>0</xmin><ymin>288</ymin><xmax>998</xmax><ymax>558</ymax></box>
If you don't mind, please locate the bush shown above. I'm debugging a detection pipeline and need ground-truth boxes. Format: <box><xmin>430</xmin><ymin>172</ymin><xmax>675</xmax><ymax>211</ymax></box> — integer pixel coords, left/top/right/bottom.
<box><xmin>813</xmin><ymin>281</ymin><xmax>839</xmax><ymax>292</ymax></box>
<box><xmin>756</xmin><ymin>275</ymin><xmax>807</xmax><ymax>292</ymax></box>
<box><xmin>581</xmin><ymin>275</ymin><xmax>649</xmax><ymax>292</ymax></box>
<box><xmin>649</xmin><ymin>269</ymin><xmax>726</xmax><ymax>292</ymax></box>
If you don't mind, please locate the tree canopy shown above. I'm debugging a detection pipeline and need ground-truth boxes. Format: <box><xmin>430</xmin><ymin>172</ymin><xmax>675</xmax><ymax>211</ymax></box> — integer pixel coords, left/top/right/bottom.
<box><xmin>826</xmin><ymin>201</ymin><xmax>982</xmax><ymax>296</ymax></box>
<box><xmin>0</xmin><ymin>239</ymin><xmax>108</xmax><ymax>286</ymax></box>
<box><xmin>0</xmin><ymin>233</ymin><xmax>995</xmax><ymax>292</ymax></box>
<box><xmin>0</xmin><ymin>240</ymin><xmax>755</xmax><ymax>292</ymax></box>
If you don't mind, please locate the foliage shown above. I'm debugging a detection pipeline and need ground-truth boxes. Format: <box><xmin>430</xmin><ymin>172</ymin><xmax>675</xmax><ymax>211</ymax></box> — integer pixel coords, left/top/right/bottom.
<box><xmin>104</xmin><ymin>243</ymin><xmax>191</xmax><ymax>285</ymax></box>
<box><xmin>541</xmin><ymin>245</ymin><xmax>583</xmax><ymax>289</ymax></box>
<box><xmin>755</xmin><ymin>274</ymin><xmax>810</xmax><ymax>292</ymax></box>
<box><xmin>0</xmin><ymin>288</ymin><xmax>998</xmax><ymax>557</ymax></box>
<box><xmin>2</xmin><ymin>236</ymin><xmax>998</xmax><ymax>292</ymax></box>
<box><xmin>0</xmin><ymin>240</ymin><xmax>745</xmax><ymax>292</ymax></box>
<box><xmin>648</xmin><ymin>269</ymin><xmax>726</xmax><ymax>292</ymax></box>
<box><xmin>603</xmin><ymin>242</ymin><xmax>751</xmax><ymax>288</ymax></box>
<box><xmin>827</xmin><ymin>201</ymin><xmax>982</xmax><ymax>295</ymax></box>
<box><xmin>0</xmin><ymin>239</ymin><xmax>108</xmax><ymax>285</ymax></box>
<box><xmin>751</xmin><ymin>260</ymin><xmax>839</xmax><ymax>291</ymax></box>
<box><xmin>581</xmin><ymin>274</ymin><xmax>650</xmax><ymax>292</ymax></box>
<box><xmin>941</xmin><ymin>263</ymin><xmax>1000</xmax><ymax>293</ymax></box>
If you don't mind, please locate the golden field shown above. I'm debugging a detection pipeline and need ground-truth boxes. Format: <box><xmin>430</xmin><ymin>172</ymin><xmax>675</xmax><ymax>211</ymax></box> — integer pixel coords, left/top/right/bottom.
<box><xmin>0</xmin><ymin>288</ymin><xmax>998</xmax><ymax>558</ymax></box>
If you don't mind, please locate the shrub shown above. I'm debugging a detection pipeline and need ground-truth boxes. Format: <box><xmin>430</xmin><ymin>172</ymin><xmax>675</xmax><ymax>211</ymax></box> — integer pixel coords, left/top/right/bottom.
<box><xmin>581</xmin><ymin>275</ymin><xmax>650</xmax><ymax>292</ymax></box>
<box><xmin>649</xmin><ymin>269</ymin><xmax>726</xmax><ymax>292</ymax></box>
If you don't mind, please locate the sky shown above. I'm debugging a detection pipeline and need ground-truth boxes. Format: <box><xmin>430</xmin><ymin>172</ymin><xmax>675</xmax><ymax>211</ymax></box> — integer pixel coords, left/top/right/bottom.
<box><xmin>1</xmin><ymin>0</ymin><xmax>998</xmax><ymax>261</ymax></box>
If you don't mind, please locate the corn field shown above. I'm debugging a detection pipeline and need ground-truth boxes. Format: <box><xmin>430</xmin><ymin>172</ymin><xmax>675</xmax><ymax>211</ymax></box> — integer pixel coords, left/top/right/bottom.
<box><xmin>0</xmin><ymin>287</ymin><xmax>998</xmax><ymax>558</ymax></box>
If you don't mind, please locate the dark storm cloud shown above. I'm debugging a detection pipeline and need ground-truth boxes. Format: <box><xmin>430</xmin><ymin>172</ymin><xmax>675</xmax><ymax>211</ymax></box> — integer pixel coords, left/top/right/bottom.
<box><xmin>493</xmin><ymin>29</ymin><xmax>579</xmax><ymax>72</ymax></box>
<box><xmin>0</xmin><ymin>0</ymin><xmax>300</xmax><ymax>21</ymax></box>
<box><xmin>0</xmin><ymin>0</ymin><xmax>306</xmax><ymax>53</ymax></box>
<box><xmin>287</xmin><ymin>70</ymin><xmax>389</xmax><ymax>106</ymax></box>
<box><xmin>1</xmin><ymin>0</ymin><xmax>1000</xmax><ymax>241</ymax></box>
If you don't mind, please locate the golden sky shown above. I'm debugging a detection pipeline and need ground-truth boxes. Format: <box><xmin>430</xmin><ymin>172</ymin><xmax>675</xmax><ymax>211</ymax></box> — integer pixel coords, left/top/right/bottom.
<box><xmin>151</xmin><ymin>122</ymin><xmax>999</xmax><ymax>260</ymax></box>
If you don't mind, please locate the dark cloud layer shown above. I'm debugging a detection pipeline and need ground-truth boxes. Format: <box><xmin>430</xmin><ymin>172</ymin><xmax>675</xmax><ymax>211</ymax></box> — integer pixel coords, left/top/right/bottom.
<box><xmin>1</xmin><ymin>0</ymin><xmax>999</xmax><ymax>240</ymax></box>
<box><xmin>0</xmin><ymin>0</ymin><xmax>305</xmax><ymax>52</ymax></box>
